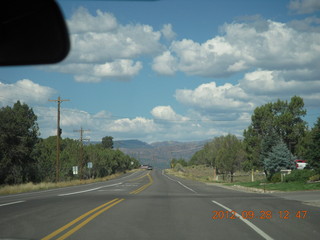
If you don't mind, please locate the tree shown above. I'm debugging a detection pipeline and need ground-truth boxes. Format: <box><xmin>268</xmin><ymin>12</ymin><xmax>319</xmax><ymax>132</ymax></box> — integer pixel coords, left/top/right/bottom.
<box><xmin>32</xmin><ymin>136</ymin><xmax>56</xmax><ymax>182</ymax></box>
<box><xmin>170</xmin><ymin>158</ymin><xmax>188</xmax><ymax>168</ymax></box>
<box><xmin>308</xmin><ymin>118</ymin><xmax>320</xmax><ymax>171</ymax></box>
<box><xmin>242</xmin><ymin>126</ymin><xmax>262</xmax><ymax>171</ymax></box>
<box><xmin>102</xmin><ymin>136</ymin><xmax>114</xmax><ymax>149</ymax></box>
<box><xmin>243</xmin><ymin>96</ymin><xmax>307</xmax><ymax>170</ymax></box>
<box><xmin>216</xmin><ymin>134</ymin><xmax>246</xmax><ymax>182</ymax></box>
<box><xmin>260</xmin><ymin>128</ymin><xmax>281</xmax><ymax>173</ymax></box>
<box><xmin>0</xmin><ymin>101</ymin><xmax>39</xmax><ymax>184</ymax></box>
<box><xmin>263</xmin><ymin>140</ymin><xmax>295</xmax><ymax>177</ymax></box>
<box><xmin>300</xmin><ymin>117</ymin><xmax>320</xmax><ymax>172</ymax></box>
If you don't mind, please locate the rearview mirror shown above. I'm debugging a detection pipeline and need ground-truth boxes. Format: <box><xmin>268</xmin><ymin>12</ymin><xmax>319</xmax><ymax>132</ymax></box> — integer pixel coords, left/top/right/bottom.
<box><xmin>0</xmin><ymin>0</ymin><xmax>70</xmax><ymax>66</ymax></box>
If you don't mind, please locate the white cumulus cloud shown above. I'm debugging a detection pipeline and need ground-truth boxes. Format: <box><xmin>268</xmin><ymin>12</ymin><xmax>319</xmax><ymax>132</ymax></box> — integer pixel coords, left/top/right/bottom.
<box><xmin>0</xmin><ymin>79</ymin><xmax>56</xmax><ymax>106</ymax></box>
<box><xmin>175</xmin><ymin>82</ymin><xmax>254</xmax><ymax>112</ymax></box>
<box><xmin>289</xmin><ymin>0</ymin><xmax>320</xmax><ymax>14</ymax></box>
<box><xmin>49</xmin><ymin>7</ymin><xmax>166</xmax><ymax>82</ymax></box>
<box><xmin>152</xmin><ymin>19</ymin><xmax>320</xmax><ymax>78</ymax></box>
<box><xmin>161</xmin><ymin>24</ymin><xmax>177</xmax><ymax>41</ymax></box>
<box><xmin>151</xmin><ymin>106</ymin><xmax>189</xmax><ymax>122</ymax></box>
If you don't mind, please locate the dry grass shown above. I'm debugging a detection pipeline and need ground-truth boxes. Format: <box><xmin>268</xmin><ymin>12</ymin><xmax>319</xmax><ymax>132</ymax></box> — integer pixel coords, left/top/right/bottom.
<box><xmin>0</xmin><ymin>170</ymin><xmax>138</xmax><ymax>195</ymax></box>
<box><xmin>165</xmin><ymin>165</ymin><xmax>266</xmax><ymax>183</ymax></box>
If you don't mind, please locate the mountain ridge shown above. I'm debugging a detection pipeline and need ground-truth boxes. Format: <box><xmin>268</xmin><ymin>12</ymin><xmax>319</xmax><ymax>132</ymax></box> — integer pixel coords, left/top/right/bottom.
<box><xmin>114</xmin><ymin>139</ymin><xmax>209</xmax><ymax>169</ymax></box>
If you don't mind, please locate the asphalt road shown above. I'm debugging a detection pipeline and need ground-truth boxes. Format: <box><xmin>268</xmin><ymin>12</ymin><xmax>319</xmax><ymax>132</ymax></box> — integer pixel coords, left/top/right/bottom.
<box><xmin>0</xmin><ymin>169</ymin><xmax>319</xmax><ymax>240</ymax></box>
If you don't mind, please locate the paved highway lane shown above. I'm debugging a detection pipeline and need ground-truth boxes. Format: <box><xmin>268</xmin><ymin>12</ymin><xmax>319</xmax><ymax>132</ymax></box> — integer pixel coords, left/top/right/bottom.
<box><xmin>0</xmin><ymin>170</ymin><xmax>319</xmax><ymax>240</ymax></box>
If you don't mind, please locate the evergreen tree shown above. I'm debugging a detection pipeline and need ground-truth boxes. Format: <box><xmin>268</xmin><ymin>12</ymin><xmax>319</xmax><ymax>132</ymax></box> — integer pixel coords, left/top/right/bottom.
<box><xmin>263</xmin><ymin>141</ymin><xmax>295</xmax><ymax>177</ymax></box>
<box><xmin>306</xmin><ymin>117</ymin><xmax>320</xmax><ymax>171</ymax></box>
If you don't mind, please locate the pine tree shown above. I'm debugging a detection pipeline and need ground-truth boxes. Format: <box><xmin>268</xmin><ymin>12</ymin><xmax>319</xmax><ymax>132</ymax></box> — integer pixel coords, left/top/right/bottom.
<box><xmin>263</xmin><ymin>141</ymin><xmax>296</xmax><ymax>176</ymax></box>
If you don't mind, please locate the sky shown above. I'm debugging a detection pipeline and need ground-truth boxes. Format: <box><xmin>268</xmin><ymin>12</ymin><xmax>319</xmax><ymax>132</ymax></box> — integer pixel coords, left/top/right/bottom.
<box><xmin>1</xmin><ymin>0</ymin><xmax>320</xmax><ymax>143</ymax></box>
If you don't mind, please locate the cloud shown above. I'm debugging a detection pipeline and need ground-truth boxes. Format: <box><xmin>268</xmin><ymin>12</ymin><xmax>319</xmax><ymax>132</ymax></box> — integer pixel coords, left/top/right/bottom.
<box><xmin>48</xmin><ymin>7</ymin><xmax>166</xmax><ymax>82</ymax></box>
<box><xmin>240</xmin><ymin>69</ymin><xmax>320</xmax><ymax>97</ymax></box>
<box><xmin>67</xmin><ymin>7</ymin><xmax>118</xmax><ymax>33</ymax></box>
<box><xmin>151</xmin><ymin>106</ymin><xmax>188</xmax><ymax>122</ymax></box>
<box><xmin>152</xmin><ymin>51</ymin><xmax>177</xmax><ymax>75</ymax></box>
<box><xmin>173</xmin><ymin>67</ymin><xmax>320</xmax><ymax>133</ymax></box>
<box><xmin>175</xmin><ymin>82</ymin><xmax>254</xmax><ymax>113</ymax></box>
<box><xmin>152</xmin><ymin>19</ymin><xmax>320</xmax><ymax>77</ymax></box>
<box><xmin>289</xmin><ymin>0</ymin><xmax>320</xmax><ymax>14</ymax></box>
<box><xmin>35</xmin><ymin>106</ymin><xmax>161</xmax><ymax>141</ymax></box>
<box><xmin>0</xmin><ymin>79</ymin><xmax>56</xmax><ymax>106</ymax></box>
<box><xmin>108</xmin><ymin>117</ymin><xmax>158</xmax><ymax>133</ymax></box>
<box><xmin>161</xmin><ymin>24</ymin><xmax>177</xmax><ymax>41</ymax></box>
<box><xmin>93</xmin><ymin>60</ymin><xmax>142</xmax><ymax>78</ymax></box>
<box><xmin>34</xmin><ymin>104</ymin><xmax>249</xmax><ymax>142</ymax></box>
<box><xmin>288</xmin><ymin>16</ymin><xmax>320</xmax><ymax>32</ymax></box>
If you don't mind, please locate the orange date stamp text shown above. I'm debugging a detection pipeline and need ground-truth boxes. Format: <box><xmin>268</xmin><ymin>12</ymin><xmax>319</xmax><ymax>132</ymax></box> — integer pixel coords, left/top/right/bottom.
<box><xmin>212</xmin><ymin>210</ymin><xmax>308</xmax><ymax>220</ymax></box>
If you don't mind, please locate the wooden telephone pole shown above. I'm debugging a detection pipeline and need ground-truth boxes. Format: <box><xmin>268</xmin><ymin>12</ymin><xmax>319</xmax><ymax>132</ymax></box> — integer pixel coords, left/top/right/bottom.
<box><xmin>49</xmin><ymin>96</ymin><xmax>70</xmax><ymax>182</ymax></box>
<box><xmin>74</xmin><ymin>127</ymin><xmax>90</xmax><ymax>179</ymax></box>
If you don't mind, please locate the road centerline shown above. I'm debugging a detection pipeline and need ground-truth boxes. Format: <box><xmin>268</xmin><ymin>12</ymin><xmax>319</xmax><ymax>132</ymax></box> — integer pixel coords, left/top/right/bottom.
<box><xmin>130</xmin><ymin>173</ymin><xmax>153</xmax><ymax>194</ymax></box>
<box><xmin>56</xmin><ymin>198</ymin><xmax>125</xmax><ymax>240</ymax></box>
<box><xmin>41</xmin><ymin>198</ymin><xmax>123</xmax><ymax>240</ymax></box>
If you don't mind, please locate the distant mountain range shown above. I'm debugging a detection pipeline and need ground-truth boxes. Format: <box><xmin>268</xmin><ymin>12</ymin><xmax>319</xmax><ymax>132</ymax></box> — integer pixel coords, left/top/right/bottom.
<box><xmin>86</xmin><ymin>139</ymin><xmax>209</xmax><ymax>169</ymax></box>
<box><xmin>113</xmin><ymin>139</ymin><xmax>153</xmax><ymax>149</ymax></box>
<box><xmin>114</xmin><ymin>139</ymin><xmax>209</xmax><ymax>169</ymax></box>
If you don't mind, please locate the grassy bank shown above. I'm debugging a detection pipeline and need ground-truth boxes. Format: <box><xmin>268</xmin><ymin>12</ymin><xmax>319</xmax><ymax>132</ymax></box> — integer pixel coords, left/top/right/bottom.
<box><xmin>225</xmin><ymin>181</ymin><xmax>320</xmax><ymax>192</ymax></box>
<box><xmin>0</xmin><ymin>170</ymin><xmax>138</xmax><ymax>195</ymax></box>
<box><xmin>166</xmin><ymin>165</ymin><xmax>320</xmax><ymax>192</ymax></box>
<box><xmin>165</xmin><ymin>165</ymin><xmax>266</xmax><ymax>183</ymax></box>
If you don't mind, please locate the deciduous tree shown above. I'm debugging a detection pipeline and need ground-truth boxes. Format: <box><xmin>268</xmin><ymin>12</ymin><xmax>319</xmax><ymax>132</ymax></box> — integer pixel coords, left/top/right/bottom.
<box><xmin>0</xmin><ymin>101</ymin><xmax>39</xmax><ymax>184</ymax></box>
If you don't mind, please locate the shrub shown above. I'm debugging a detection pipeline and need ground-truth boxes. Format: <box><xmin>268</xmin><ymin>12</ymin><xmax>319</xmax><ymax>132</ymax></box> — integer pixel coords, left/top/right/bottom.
<box><xmin>174</xmin><ymin>163</ymin><xmax>185</xmax><ymax>172</ymax></box>
<box><xmin>284</xmin><ymin>169</ymin><xmax>315</xmax><ymax>183</ymax></box>
<box><xmin>309</xmin><ymin>174</ymin><xmax>320</xmax><ymax>182</ymax></box>
<box><xmin>270</xmin><ymin>172</ymin><xmax>281</xmax><ymax>183</ymax></box>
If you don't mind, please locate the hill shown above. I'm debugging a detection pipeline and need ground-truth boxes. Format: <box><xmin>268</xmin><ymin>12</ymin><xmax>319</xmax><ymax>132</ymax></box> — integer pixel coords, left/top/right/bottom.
<box><xmin>114</xmin><ymin>139</ymin><xmax>208</xmax><ymax>169</ymax></box>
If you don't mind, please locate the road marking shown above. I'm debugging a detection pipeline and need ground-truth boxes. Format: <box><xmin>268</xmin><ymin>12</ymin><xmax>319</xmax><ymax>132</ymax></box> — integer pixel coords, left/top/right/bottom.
<box><xmin>211</xmin><ymin>200</ymin><xmax>274</xmax><ymax>240</ymax></box>
<box><xmin>41</xmin><ymin>198</ymin><xmax>123</xmax><ymax>240</ymax></box>
<box><xmin>177</xmin><ymin>181</ymin><xmax>197</xmax><ymax>193</ymax></box>
<box><xmin>56</xmin><ymin>199</ymin><xmax>124</xmax><ymax>240</ymax></box>
<box><xmin>0</xmin><ymin>200</ymin><xmax>25</xmax><ymax>207</ymax></box>
<box><xmin>98</xmin><ymin>189</ymin><xmax>125</xmax><ymax>192</ymax></box>
<box><xmin>130</xmin><ymin>173</ymin><xmax>153</xmax><ymax>194</ymax></box>
<box><xmin>58</xmin><ymin>182</ymin><xmax>122</xmax><ymax>196</ymax></box>
<box><xmin>128</xmin><ymin>172</ymin><xmax>149</xmax><ymax>182</ymax></box>
<box><xmin>162</xmin><ymin>171</ymin><xmax>197</xmax><ymax>194</ymax></box>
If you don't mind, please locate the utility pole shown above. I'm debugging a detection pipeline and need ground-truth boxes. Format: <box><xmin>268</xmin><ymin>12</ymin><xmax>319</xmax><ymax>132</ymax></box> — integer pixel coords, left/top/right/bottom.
<box><xmin>74</xmin><ymin>127</ymin><xmax>90</xmax><ymax>179</ymax></box>
<box><xmin>49</xmin><ymin>96</ymin><xmax>70</xmax><ymax>182</ymax></box>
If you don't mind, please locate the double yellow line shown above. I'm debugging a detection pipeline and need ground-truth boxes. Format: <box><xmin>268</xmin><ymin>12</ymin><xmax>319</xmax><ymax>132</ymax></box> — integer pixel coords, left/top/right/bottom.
<box><xmin>42</xmin><ymin>173</ymin><xmax>153</xmax><ymax>239</ymax></box>
<box><xmin>41</xmin><ymin>198</ymin><xmax>124</xmax><ymax>240</ymax></box>
<box><xmin>130</xmin><ymin>173</ymin><xmax>153</xmax><ymax>194</ymax></box>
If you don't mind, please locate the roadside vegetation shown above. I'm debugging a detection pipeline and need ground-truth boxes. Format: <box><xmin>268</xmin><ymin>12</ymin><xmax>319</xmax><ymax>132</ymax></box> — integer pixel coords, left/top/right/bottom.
<box><xmin>0</xmin><ymin>101</ymin><xmax>140</xmax><ymax>192</ymax></box>
<box><xmin>169</xmin><ymin>96</ymin><xmax>320</xmax><ymax>191</ymax></box>
<box><xmin>0</xmin><ymin>171</ymin><xmax>135</xmax><ymax>195</ymax></box>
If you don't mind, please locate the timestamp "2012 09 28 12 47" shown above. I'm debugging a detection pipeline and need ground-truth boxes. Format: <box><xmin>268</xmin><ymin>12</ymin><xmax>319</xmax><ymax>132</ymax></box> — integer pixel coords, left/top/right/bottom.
<box><xmin>212</xmin><ymin>210</ymin><xmax>308</xmax><ymax>220</ymax></box>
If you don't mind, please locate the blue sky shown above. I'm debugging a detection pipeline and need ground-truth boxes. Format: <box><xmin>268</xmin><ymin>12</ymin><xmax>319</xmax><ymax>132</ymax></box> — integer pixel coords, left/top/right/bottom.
<box><xmin>1</xmin><ymin>0</ymin><xmax>320</xmax><ymax>143</ymax></box>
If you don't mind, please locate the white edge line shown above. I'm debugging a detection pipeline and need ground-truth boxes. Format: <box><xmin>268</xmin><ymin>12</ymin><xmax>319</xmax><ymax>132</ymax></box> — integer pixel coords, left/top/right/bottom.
<box><xmin>162</xmin><ymin>170</ymin><xmax>197</xmax><ymax>194</ymax></box>
<box><xmin>177</xmin><ymin>181</ymin><xmax>197</xmax><ymax>193</ymax></box>
<box><xmin>211</xmin><ymin>200</ymin><xmax>273</xmax><ymax>240</ymax></box>
<box><xmin>58</xmin><ymin>182</ymin><xmax>122</xmax><ymax>196</ymax></box>
<box><xmin>0</xmin><ymin>171</ymin><xmax>140</xmax><ymax>200</ymax></box>
<box><xmin>0</xmin><ymin>200</ymin><xmax>25</xmax><ymax>207</ymax></box>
